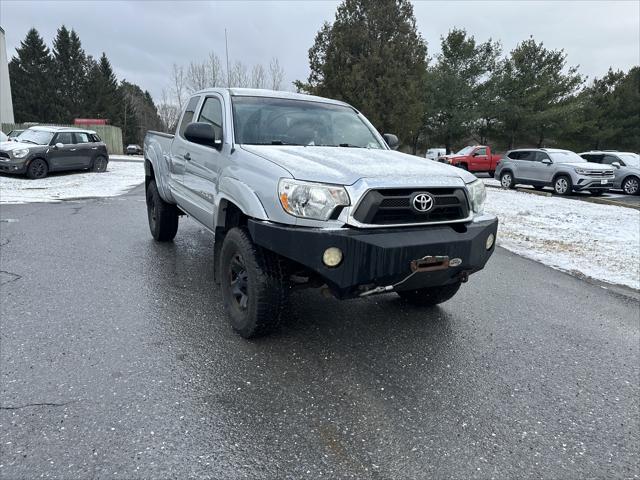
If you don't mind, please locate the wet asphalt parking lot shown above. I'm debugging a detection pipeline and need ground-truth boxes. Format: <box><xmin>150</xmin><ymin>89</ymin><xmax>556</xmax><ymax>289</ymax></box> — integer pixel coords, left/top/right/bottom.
<box><xmin>0</xmin><ymin>184</ymin><xmax>638</xmax><ymax>479</ymax></box>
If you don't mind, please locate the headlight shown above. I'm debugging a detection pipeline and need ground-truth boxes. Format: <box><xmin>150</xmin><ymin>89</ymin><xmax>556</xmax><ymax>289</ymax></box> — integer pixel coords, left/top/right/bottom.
<box><xmin>278</xmin><ymin>179</ymin><xmax>350</xmax><ymax>221</ymax></box>
<box><xmin>12</xmin><ymin>148</ymin><xmax>29</xmax><ymax>159</ymax></box>
<box><xmin>467</xmin><ymin>179</ymin><xmax>486</xmax><ymax>214</ymax></box>
<box><xmin>574</xmin><ymin>168</ymin><xmax>589</xmax><ymax>175</ymax></box>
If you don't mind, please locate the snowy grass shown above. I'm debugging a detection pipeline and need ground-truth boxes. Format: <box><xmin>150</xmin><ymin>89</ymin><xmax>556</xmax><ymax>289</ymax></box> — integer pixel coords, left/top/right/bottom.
<box><xmin>0</xmin><ymin>161</ymin><xmax>144</xmax><ymax>204</ymax></box>
<box><xmin>485</xmin><ymin>188</ymin><xmax>640</xmax><ymax>290</ymax></box>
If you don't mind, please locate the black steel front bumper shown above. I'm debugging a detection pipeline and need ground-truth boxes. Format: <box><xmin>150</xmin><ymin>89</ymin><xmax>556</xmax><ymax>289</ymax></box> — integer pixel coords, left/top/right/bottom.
<box><xmin>248</xmin><ymin>218</ymin><xmax>498</xmax><ymax>298</ymax></box>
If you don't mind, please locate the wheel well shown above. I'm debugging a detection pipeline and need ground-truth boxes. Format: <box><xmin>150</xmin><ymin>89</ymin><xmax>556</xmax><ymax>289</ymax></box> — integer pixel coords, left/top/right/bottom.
<box><xmin>500</xmin><ymin>169</ymin><xmax>513</xmax><ymax>176</ymax></box>
<box><xmin>552</xmin><ymin>172</ymin><xmax>571</xmax><ymax>184</ymax></box>
<box><xmin>214</xmin><ymin>200</ymin><xmax>248</xmax><ymax>284</ymax></box>
<box><xmin>27</xmin><ymin>157</ymin><xmax>48</xmax><ymax>168</ymax></box>
<box><xmin>144</xmin><ymin>159</ymin><xmax>154</xmax><ymax>190</ymax></box>
<box><xmin>623</xmin><ymin>174</ymin><xmax>639</xmax><ymax>184</ymax></box>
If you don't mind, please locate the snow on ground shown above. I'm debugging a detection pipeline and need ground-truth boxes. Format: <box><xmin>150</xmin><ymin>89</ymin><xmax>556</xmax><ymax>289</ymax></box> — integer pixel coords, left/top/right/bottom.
<box><xmin>485</xmin><ymin>188</ymin><xmax>640</xmax><ymax>290</ymax></box>
<box><xmin>0</xmin><ymin>161</ymin><xmax>144</xmax><ymax>204</ymax></box>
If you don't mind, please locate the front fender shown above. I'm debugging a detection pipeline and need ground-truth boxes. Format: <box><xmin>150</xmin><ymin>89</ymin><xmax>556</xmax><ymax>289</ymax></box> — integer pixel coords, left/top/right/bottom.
<box><xmin>215</xmin><ymin>176</ymin><xmax>269</xmax><ymax>227</ymax></box>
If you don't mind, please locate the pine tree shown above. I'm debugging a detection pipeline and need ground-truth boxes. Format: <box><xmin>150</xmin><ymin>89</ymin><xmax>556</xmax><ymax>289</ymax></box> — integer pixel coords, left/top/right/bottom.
<box><xmin>52</xmin><ymin>26</ymin><xmax>87</xmax><ymax>122</ymax></box>
<box><xmin>295</xmin><ymin>0</ymin><xmax>428</xmax><ymax>147</ymax></box>
<box><xmin>8</xmin><ymin>28</ymin><xmax>55</xmax><ymax>123</ymax></box>
<box><xmin>424</xmin><ymin>29</ymin><xmax>501</xmax><ymax>153</ymax></box>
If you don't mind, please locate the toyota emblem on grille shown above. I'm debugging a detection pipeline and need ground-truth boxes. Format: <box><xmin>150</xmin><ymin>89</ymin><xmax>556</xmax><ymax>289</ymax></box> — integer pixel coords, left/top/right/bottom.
<box><xmin>412</xmin><ymin>193</ymin><xmax>434</xmax><ymax>213</ymax></box>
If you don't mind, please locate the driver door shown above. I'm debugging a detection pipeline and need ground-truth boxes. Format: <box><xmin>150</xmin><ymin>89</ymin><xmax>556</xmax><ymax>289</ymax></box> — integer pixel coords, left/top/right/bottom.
<box><xmin>47</xmin><ymin>132</ymin><xmax>76</xmax><ymax>171</ymax></box>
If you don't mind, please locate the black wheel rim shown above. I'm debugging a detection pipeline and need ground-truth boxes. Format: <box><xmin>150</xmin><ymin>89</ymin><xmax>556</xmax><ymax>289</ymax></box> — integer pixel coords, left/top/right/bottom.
<box><xmin>228</xmin><ymin>253</ymin><xmax>249</xmax><ymax>311</ymax></box>
<box><xmin>32</xmin><ymin>161</ymin><xmax>46</xmax><ymax>178</ymax></box>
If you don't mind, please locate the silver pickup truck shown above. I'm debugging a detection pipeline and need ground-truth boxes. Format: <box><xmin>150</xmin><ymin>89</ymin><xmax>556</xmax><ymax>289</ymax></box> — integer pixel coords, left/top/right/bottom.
<box><xmin>144</xmin><ymin>88</ymin><xmax>498</xmax><ymax>338</ymax></box>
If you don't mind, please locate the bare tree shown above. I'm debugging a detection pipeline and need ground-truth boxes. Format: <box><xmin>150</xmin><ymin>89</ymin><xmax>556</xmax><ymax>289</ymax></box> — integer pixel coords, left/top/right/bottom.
<box><xmin>268</xmin><ymin>57</ymin><xmax>285</xmax><ymax>90</ymax></box>
<box><xmin>186</xmin><ymin>61</ymin><xmax>208</xmax><ymax>92</ymax></box>
<box><xmin>229</xmin><ymin>61</ymin><xmax>249</xmax><ymax>87</ymax></box>
<box><xmin>208</xmin><ymin>52</ymin><xmax>225</xmax><ymax>87</ymax></box>
<box><xmin>170</xmin><ymin>63</ymin><xmax>186</xmax><ymax>111</ymax></box>
<box><xmin>250</xmin><ymin>64</ymin><xmax>267</xmax><ymax>89</ymax></box>
<box><xmin>157</xmin><ymin>89</ymin><xmax>180</xmax><ymax>132</ymax></box>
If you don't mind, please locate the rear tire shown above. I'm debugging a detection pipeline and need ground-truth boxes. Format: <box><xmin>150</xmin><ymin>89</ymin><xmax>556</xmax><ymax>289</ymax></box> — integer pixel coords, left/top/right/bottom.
<box><xmin>91</xmin><ymin>156</ymin><xmax>108</xmax><ymax>173</ymax></box>
<box><xmin>27</xmin><ymin>158</ymin><xmax>48</xmax><ymax>179</ymax></box>
<box><xmin>220</xmin><ymin>228</ymin><xmax>288</xmax><ymax>338</ymax></box>
<box><xmin>622</xmin><ymin>176</ymin><xmax>639</xmax><ymax>195</ymax></box>
<box><xmin>397</xmin><ymin>282</ymin><xmax>461</xmax><ymax>307</ymax></box>
<box><xmin>500</xmin><ymin>171</ymin><xmax>515</xmax><ymax>189</ymax></box>
<box><xmin>487</xmin><ymin>170</ymin><xmax>495</xmax><ymax>178</ymax></box>
<box><xmin>553</xmin><ymin>175</ymin><xmax>572</xmax><ymax>196</ymax></box>
<box><xmin>458</xmin><ymin>164</ymin><xmax>468</xmax><ymax>171</ymax></box>
<box><xmin>146</xmin><ymin>180</ymin><xmax>178</xmax><ymax>241</ymax></box>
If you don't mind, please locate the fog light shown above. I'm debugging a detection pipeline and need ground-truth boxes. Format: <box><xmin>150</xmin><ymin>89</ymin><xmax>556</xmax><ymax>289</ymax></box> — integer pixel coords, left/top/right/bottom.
<box><xmin>486</xmin><ymin>233</ymin><xmax>495</xmax><ymax>250</ymax></box>
<box><xmin>322</xmin><ymin>247</ymin><xmax>343</xmax><ymax>267</ymax></box>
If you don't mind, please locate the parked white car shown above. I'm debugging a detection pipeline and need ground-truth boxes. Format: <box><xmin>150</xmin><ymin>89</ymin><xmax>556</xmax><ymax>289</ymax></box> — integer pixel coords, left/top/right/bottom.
<box><xmin>425</xmin><ymin>148</ymin><xmax>446</xmax><ymax>161</ymax></box>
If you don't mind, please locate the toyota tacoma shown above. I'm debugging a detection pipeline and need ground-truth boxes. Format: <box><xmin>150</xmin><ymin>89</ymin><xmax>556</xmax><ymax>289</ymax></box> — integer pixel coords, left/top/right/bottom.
<box><xmin>144</xmin><ymin>89</ymin><xmax>498</xmax><ymax>338</ymax></box>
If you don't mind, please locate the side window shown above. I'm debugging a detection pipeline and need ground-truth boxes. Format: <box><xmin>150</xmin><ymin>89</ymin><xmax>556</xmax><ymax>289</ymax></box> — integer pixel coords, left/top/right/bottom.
<box><xmin>178</xmin><ymin>96</ymin><xmax>201</xmax><ymax>139</ymax></box>
<box><xmin>535</xmin><ymin>152</ymin><xmax>550</xmax><ymax>162</ymax></box>
<box><xmin>74</xmin><ymin>132</ymin><xmax>90</xmax><ymax>144</ymax></box>
<box><xmin>475</xmin><ymin>147</ymin><xmax>487</xmax><ymax>156</ymax></box>
<box><xmin>198</xmin><ymin>96</ymin><xmax>224</xmax><ymax>141</ymax></box>
<box><xmin>507</xmin><ymin>151</ymin><xmax>520</xmax><ymax>160</ymax></box>
<box><xmin>90</xmin><ymin>133</ymin><xmax>102</xmax><ymax>142</ymax></box>
<box><xmin>54</xmin><ymin>132</ymin><xmax>74</xmax><ymax>145</ymax></box>
<box><xmin>602</xmin><ymin>155</ymin><xmax>619</xmax><ymax>165</ymax></box>
<box><xmin>519</xmin><ymin>151</ymin><xmax>536</xmax><ymax>161</ymax></box>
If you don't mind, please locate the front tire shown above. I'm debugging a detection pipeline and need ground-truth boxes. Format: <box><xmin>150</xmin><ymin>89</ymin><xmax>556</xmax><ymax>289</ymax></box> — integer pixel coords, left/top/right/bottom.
<box><xmin>220</xmin><ymin>228</ymin><xmax>288</xmax><ymax>339</ymax></box>
<box><xmin>622</xmin><ymin>176</ymin><xmax>640</xmax><ymax>195</ymax></box>
<box><xmin>553</xmin><ymin>175</ymin><xmax>572</xmax><ymax>196</ymax></box>
<box><xmin>397</xmin><ymin>282</ymin><xmax>461</xmax><ymax>307</ymax></box>
<box><xmin>500</xmin><ymin>171</ymin><xmax>515</xmax><ymax>189</ymax></box>
<box><xmin>27</xmin><ymin>158</ymin><xmax>48</xmax><ymax>179</ymax></box>
<box><xmin>146</xmin><ymin>180</ymin><xmax>178</xmax><ymax>241</ymax></box>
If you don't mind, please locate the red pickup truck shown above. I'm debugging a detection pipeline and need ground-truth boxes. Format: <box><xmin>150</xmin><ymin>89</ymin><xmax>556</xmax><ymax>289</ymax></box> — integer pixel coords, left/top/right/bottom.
<box><xmin>441</xmin><ymin>145</ymin><xmax>502</xmax><ymax>176</ymax></box>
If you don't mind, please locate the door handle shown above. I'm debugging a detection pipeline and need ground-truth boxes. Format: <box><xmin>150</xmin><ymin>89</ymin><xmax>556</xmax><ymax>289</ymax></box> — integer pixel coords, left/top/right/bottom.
<box><xmin>184</xmin><ymin>152</ymin><xmax>191</xmax><ymax>161</ymax></box>
<box><xmin>70</xmin><ymin>148</ymin><xmax>77</xmax><ymax>151</ymax></box>
<box><xmin>91</xmin><ymin>147</ymin><xmax>98</xmax><ymax>150</ymax></box>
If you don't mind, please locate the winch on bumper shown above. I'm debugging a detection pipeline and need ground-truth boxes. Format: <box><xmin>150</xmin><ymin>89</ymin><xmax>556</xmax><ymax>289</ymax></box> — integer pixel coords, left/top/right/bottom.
<box><xmin>248</xmin><ymin>217</ymin><xmax>498</xmax><ymax>299</ymax></box>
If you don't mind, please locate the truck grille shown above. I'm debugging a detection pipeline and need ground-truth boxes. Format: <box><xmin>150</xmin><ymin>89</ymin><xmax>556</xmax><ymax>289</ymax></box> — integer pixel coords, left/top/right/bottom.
<box><xmin>352</xmin><ymin>188</ymin><xmax>470</xmax><ymax>226</ymax></box>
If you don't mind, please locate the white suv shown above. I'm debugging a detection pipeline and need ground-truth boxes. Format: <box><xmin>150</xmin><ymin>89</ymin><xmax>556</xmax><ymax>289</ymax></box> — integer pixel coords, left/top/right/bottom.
<box><xmin>495</xmin><ymin>148</ymin><xmax>615</xmax><ymax>195</ymax></box>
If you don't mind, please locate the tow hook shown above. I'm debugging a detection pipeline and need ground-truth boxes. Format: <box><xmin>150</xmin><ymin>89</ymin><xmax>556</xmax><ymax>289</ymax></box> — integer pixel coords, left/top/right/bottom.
<box><xmin>458</xmin><ymin>270</ymin><xmax>470</xmax><ymax>283</ymax></box>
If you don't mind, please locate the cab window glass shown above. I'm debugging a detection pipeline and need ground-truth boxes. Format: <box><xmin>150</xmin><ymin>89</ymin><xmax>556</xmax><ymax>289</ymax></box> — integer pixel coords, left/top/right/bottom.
<box><xmin>179</xmin><ymin>96</ymin><xmax>201</xmax><ymax>138</ymax></box>
<box><xmin>198</xmin><ymin>97</ymin><xmax>224</xmax><ymax>141</ymax></box>
<box><xmin>55</xmin><ymin>132</ymin><xmax>74</xmax><ymax>145</ymax></box>
<box><xmin>475</xmin><ymin>147</ymin><xmax>487</xmax><ymax>156</ymax></box>
<box><xmin>74</xmin><ymin>132</ymin><xmax>90</xmax><ymax>143</ymax></box>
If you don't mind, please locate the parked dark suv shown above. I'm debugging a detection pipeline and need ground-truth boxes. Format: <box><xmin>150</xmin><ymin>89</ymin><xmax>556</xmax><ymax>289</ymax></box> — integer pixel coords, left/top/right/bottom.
<box><xmin>0</xmin><ymin>126</ymin><xmax>109</xmax><ymax>179</ymax></box>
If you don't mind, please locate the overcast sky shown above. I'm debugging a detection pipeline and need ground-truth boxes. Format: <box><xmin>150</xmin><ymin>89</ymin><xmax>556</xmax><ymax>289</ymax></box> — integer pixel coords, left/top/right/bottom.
<box><xmin>1</xmin><ymin>0</ymin><xmax>638</xmax><ymax>102</ymax></box>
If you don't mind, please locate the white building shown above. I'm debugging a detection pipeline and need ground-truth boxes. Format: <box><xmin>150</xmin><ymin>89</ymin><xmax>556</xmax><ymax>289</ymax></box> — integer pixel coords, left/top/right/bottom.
<box><xmin>0</xmin><ymin>26</ymin><xmax>15</xmax><ymax>124</ymax></box>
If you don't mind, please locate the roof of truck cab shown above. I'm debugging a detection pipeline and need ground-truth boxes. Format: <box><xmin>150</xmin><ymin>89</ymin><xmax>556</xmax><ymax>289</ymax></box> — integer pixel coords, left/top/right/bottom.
<box><xmin>194</xmin><ymin>88</ymin><xmax>353</xmax><ymax>108</ymax></box>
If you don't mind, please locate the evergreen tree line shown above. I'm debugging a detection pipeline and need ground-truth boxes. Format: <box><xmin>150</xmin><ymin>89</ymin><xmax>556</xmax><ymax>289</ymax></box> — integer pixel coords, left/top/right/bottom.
<box><xmin>296</xmin><ymin>0</ymin><xmax>639</xmax><ymax>154</ymax></box>
<box><xmin>9</xmin><ymin>26</ymin><xmax>163</xmax><ymax>146</ymax></box>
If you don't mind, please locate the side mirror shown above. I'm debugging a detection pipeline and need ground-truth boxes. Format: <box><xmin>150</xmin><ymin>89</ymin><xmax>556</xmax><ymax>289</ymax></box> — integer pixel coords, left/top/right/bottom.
<box><xmin>542</xmin><ymin>158</ymin><xmax>552</xmax><ymax>165</ymax></box>
<box><xmin>184</xmin><ymin>122</ymin><xmax>219</xmax><ymax>148</ymax></box>
<box><xmin>383</xmin><ymin>133</ymin><xmax>399</xmax><ymax>150</ymax></box>
<box><xmin>55</xmin><ymin>143</ymin><xmax>64</xmax><ymax>149</ymax></box>
<box><xmin>611</xmin><ymin>162</ymin><xmax>621</xmax><ymax>169</ymax></box>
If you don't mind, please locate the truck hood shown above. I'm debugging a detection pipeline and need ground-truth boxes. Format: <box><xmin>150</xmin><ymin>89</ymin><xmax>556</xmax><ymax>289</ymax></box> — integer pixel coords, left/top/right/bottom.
<box><xmin>241</xmin><ymin>145</ymin><xmax>477</xmax><ymax>185</ymax></box>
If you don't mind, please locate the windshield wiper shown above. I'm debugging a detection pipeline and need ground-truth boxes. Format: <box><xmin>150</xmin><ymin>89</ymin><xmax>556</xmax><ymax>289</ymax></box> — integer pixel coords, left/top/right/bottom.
<box><xmin>339</xmin><ymin>143</ymin><xmax>363</xmax><ymax>148</ymax></box>
<box><xmin>19</xmin><ymin>139</ymin><xmax>38</xmax><ymax>145</ymax></box>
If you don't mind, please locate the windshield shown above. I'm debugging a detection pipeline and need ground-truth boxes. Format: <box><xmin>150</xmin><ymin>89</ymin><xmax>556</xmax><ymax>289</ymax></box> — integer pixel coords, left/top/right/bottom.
<box><xmin>231</xmin><ymin>96</ymin><xmax>384</xmax><ymax>149</ymax></box>
<box><xmin>18</xmin><ymin>129</ymin><xmax>54</xmax><ymax>145</ymax></box>
<box><xmin>455</xmin><ymin>146</ymin><xmax>473</xmax><ymax>156</ymax></box>
<box><xmin>549</xmin><ymin>151</ymin><xmax>586</xmax><ymax>163</ymax></box>
<box><xmin>619</xmin><ymin>153</ymin><xmax>639</xmax><ymax>167</ymax></box>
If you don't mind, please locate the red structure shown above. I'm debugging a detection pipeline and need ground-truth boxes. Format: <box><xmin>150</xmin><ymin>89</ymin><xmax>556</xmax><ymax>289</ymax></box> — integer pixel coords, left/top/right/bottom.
<box><xmin>74</xmin><ymin>118</ymin><xmax>108</xmax><ymax>125</ymax></box>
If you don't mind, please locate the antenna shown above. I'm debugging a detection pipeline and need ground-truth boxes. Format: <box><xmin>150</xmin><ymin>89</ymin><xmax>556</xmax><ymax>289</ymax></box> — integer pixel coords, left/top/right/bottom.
<box><xmin>225</xmin><ymin>28</ymin><xmax>231</xmax><ymax>87</ymax></box>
